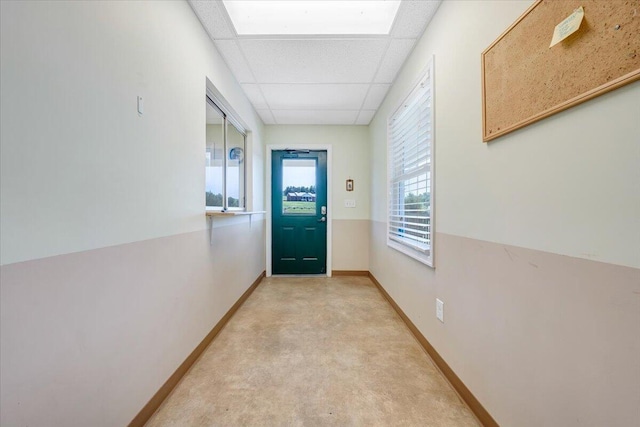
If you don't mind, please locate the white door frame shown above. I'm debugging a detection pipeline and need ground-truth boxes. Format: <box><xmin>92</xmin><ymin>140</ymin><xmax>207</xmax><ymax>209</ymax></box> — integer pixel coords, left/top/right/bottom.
<box><xmin>266</xmin><ymin>145</ymin><xmax>332</xmax><ymax>277</ymax></box>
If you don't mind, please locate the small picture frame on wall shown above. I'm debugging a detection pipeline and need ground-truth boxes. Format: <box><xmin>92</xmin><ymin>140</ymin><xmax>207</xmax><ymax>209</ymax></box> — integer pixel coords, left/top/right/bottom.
<box><xmin>346</xmin><ymin>179</ymin><xmax>354</xmax><ymax>192</ymax></box>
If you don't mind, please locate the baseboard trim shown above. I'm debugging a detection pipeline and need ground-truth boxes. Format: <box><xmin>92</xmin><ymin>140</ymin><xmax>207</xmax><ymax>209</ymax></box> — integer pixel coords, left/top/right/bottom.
<box><xmin>368</xmin><ymin>272</ymin><xmax>498</xmax><ymax>427</ymax></box>
<box><xmin>332</xmin><ymin>270</ymin><xmax>369</xmax><ymax>276</ymax></box>
<box><xmin>128</xmin><ymin>271</ymin><xmax>266</xmax><ymax>427</ymax></box>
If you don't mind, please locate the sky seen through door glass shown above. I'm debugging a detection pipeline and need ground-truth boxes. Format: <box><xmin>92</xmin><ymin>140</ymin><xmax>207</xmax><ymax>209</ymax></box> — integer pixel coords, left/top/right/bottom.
<box><xmin>283</xmin><ymin>159</ymin><xmax>315</xmax><ymax>189</ymax></box>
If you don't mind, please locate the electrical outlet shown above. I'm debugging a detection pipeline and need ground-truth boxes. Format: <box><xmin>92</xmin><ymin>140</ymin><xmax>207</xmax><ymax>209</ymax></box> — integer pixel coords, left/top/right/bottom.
<box><xmin>436</xmin><ymin>298</ymin><xmax>444</xmax><ymax>323</ymax></box>
<box><xmin>344</xmin><ymin>199</ymin><xmax>356</xmax><ymax>208</ymax></box>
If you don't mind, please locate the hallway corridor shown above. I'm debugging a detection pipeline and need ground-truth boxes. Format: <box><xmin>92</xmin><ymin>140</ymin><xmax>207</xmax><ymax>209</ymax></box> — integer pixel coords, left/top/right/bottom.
<box><xmin>146</xmin><ymin>276</ymin><xmax>479</xmax><ymax>426</ymax></box>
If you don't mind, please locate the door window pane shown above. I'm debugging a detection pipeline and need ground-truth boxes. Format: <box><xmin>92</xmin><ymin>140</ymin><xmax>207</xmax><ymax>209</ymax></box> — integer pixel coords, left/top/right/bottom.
<box><xmin>282</xmin><ymin>158</ymin><xmax>316</xmax><ymax>215</ymax></box>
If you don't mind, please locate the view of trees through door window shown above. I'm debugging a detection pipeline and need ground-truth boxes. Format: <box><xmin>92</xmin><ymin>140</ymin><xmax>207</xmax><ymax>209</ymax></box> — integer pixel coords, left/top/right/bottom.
<box><xmin>282</xmin><ymin>158</ymin><xmax>316</xmax><ymax>215</ymax></box>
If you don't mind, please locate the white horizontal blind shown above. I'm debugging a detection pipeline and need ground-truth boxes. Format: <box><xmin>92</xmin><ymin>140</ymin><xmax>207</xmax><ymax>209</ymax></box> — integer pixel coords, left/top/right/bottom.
<box><xmin>387</xmin><ymin>62</ymin><xmax>433</xmax><ymax>265</ymax></box>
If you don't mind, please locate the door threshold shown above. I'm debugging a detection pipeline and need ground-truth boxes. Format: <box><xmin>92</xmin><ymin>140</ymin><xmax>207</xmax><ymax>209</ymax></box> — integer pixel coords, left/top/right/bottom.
<box><xmin>270</xmin><ymin>274</ymin><xmax>328</xmax><ymax>278</ymax></box>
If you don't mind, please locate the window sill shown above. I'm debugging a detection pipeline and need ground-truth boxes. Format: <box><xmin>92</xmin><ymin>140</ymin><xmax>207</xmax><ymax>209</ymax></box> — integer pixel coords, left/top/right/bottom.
<box><xmin>205</xmin><ymin>210</ymin><xmax>266</xmax><ymax>244</ymax></box>
<box><xmin>205</xmin><ymin>209</ymin><xmax>266</xmax><ymax>217</ymax></box>
<box><xmin>387</xmin><ymin>238</ymin><xmax>433</xmax><ymax>268</ymax></box>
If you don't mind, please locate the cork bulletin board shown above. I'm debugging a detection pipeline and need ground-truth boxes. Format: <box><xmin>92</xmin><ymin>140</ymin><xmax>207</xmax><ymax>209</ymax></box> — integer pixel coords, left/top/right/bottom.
<box><xmin>482</xmin><ymin>0</ymin><xmax>640</xmax><ymax>142</ymax></box>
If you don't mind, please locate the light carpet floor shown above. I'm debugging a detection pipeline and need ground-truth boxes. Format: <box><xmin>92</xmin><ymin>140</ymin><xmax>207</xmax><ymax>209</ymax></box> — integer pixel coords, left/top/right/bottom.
<box><xmin>146</xmin><ymin>276</ymin><xmax>480</xmax><ymax>426</ymax></box>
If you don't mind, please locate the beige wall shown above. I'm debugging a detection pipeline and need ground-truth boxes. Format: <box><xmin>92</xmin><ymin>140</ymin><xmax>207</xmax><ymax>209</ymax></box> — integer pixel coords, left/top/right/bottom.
<box><xmin>0</xmin><ymin>1</ymin><xmax>265</xmax><ymax>425</ymax></box>
<box><xmin>370</xmin><ymin>226</ymin><xmax>640</xmax><ymax>426</ymax></box>
<box><xmin>369</xmin><ymin>0</ymin><xmax>640</xmax><ymax>425</ymax></box>
<box><xmin>332</xmin><ymin>220</ymin><xmax>370</xmax><ymax>271</ymax></box>
<box><xmin>265</xmin><ymin>125</ymin><xmax>370</xmax><ymax>271</ymax></box>
<box><xmin>0</xmin><ymin>224</ymin><xmax>265</xmax><ymax>426</ymax></box>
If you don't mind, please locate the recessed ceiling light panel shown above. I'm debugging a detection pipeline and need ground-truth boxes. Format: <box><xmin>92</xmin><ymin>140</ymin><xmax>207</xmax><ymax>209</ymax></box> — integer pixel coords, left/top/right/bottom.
<box><xmin>222</xmin><ymin>1</ymin><xmax>402</xmax><ymax>35</ymax></box>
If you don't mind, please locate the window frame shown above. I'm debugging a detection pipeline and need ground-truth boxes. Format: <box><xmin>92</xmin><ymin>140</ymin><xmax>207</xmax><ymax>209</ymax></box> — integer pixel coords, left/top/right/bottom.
<box><xmin>386</xmin><ymin>57</ymin><xmax>435</xmax><ymax>267</ymax></box>
<box><xmin>206</xmin><ymin>95</ymin><xmax>247</xmax><ymax>212</ymax></box>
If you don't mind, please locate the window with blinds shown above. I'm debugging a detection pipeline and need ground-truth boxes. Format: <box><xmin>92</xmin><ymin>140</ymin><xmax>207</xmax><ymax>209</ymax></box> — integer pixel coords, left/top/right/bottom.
<box><xmin>387</xmin><ymin>59</ymin><xmax>434</xmax><ymax>267</ymax></box>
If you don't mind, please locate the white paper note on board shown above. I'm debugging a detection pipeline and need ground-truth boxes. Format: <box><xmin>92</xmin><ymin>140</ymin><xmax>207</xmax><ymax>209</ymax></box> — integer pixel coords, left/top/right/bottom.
<box><xmin>550</xmin><ymin>6</ymin><xmax>585</xmax><ymax>48</ymax></box>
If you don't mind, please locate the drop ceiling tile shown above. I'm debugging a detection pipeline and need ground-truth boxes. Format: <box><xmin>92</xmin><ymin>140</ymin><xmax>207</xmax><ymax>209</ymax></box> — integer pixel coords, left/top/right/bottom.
<box><xmin>241</xmin><ymin>84</ymin><xmax>269</xmax><ymax>110</ymax></box>
<box><xmin>257</xmin><ymin>109</ymin><xmax>276</xmax><ymax>125</ymax></box>
<box><xmin>260</xmin><ymin>84</ymin><xmax>369</xmax><ymax>110</ymax></box>
<box><xmin>374</xmin><ymin>39</ymin><xmax>415</xmax><ymax>83</ymax></box>
<box><xmin>391</xmin><ymin>0</ymin><xmax>442</xmax><ymax>39</ymax></box>
<box><xmin>356</xmin><ymin>110</ymin><xmax>377</xmax><ymax>125</ymax></box>
<box><xmin>189</xmin><ymin>1</ymin><xmax>235</xmax><ymax>39</ymax></box>
<box><xmin>214</xmin><ymin>40</ymin><xmax>255</xmax><ymax>83</ymax></box>
<box><xmin>239</xmin><ymin>39</ymin><xmax>388</xmax><ymax>83</ymax></box>
<box><xmin>272</xmin><ymin>110</ymin><xmax>360</xmax><ymax>125</ymax></box>
<box><xmin>362</xmin><ymin>84</ymin><xmax>391</xmax><ymax>110</ymax></box>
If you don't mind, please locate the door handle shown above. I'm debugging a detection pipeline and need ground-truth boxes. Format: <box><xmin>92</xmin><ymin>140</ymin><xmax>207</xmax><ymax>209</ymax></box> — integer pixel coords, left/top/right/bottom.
<box><xmin>317</xmin><ymin>217</ymin><xmax>326</xmax><ymax>222</ymax></box>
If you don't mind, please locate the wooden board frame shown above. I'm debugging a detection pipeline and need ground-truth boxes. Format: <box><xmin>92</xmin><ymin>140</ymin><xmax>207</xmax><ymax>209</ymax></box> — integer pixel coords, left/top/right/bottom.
<box><xmin>482</xmin><ymin>0</ymin><xmax>640</xmax><ymax>142</ymax></box>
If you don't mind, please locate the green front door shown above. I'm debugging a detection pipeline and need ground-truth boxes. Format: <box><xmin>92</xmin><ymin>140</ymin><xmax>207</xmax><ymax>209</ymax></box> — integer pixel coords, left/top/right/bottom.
<box><xmin>272</xmin><ymin>150</ymin><xmax>327</xmax><ymax>274</ymax></box>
